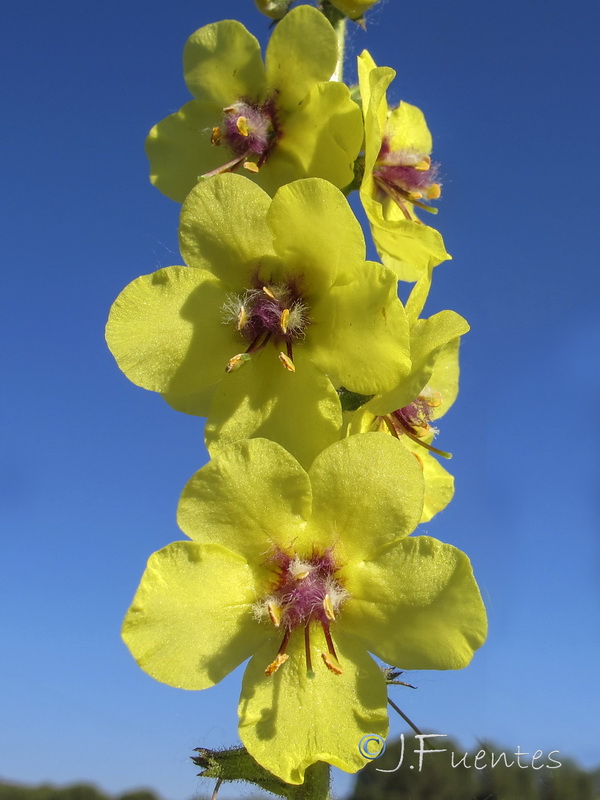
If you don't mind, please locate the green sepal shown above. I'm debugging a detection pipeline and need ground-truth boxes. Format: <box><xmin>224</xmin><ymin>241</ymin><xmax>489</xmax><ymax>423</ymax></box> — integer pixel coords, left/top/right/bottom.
<box><xmin>337</xmin><ymin>387</ymin><xmax>374</xmax><ymax>412</ymax></box>
<box><xmin>191</xmin><ymin>747</ymin><xmax>330</xmax><ymax>800</ymax></box>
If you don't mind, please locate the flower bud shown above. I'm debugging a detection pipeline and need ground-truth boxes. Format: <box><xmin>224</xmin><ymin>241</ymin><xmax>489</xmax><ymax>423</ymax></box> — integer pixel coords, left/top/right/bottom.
<box><xmin>253</xmin><ymin>0</ymin><xmax>291</xmax><ymax>19</ymax></box>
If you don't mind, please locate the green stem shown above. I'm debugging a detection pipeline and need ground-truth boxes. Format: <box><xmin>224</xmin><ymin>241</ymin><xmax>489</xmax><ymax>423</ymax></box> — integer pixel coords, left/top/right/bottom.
<box><xmin>320</xmin><ymin>2</ymin><xmax>347</xmax><ymax>82</ymax></box>
<box><xmin>287</xmin><ymin>762</ymin><xmax>331</xmax><ymax>800</ymax></box>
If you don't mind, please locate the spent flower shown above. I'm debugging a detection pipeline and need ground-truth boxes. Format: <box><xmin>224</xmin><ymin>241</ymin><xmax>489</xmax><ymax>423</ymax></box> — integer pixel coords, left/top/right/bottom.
<box><xmin>122</xmin><ymin>435</ymin><xmax>487</xmax><ymax>784</ymax></box>
<box><xmin>146</xmin><ymin>6</ymin><xmax>363</xmax><ymax>202</ymax></box>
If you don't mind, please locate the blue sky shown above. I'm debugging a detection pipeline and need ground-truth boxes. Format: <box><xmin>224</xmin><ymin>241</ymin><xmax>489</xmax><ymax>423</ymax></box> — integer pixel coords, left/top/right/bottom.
<box><xmin>1</xmin><ymin>0</ymin><xmax>599</xmax><ymax>797</ymax></box>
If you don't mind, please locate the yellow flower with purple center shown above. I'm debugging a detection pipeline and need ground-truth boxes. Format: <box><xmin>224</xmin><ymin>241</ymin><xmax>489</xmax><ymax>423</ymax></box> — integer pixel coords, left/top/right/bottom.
<box><xmin>106</xmin><ymin>174</ymin><xmax>411</xmax><ymax>468</ymax></box>
<box><xmin>348</xmin><ymin>307</ymin><xmax>468</xmax><ymax>521</ymax></box>
<box><xmin>122</xmin><ymin>435</ymin><xmax>487</xmax><ymax>784</ymax></box>
<box><xmin>146</xmin><ymin>6</ymin><xmax>363</xmax><ymax>202</ymax></box>
<box><xmin>358</xmin><ymin>50</ymin><xmax>450</xmax><ymax>281</ymax></box>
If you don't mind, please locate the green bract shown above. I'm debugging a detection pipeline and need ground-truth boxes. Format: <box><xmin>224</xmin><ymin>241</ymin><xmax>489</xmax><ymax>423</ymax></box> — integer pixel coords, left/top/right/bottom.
<box><xmin>146</xmin><ymin>6</ymin><xmax>363</xmax><ymax>202</ymax></box>
<box><xmin>348</xmin><ymin>308</ymin><xmax>468</xmax><ymax>522</ymax></box>
<box><xmin>106</xmin><ymin>174</ymin><xmax>411</xmax><ymax>468</ymax></box>
<box><xmin>358</xmin><ymin>50</ymin><xmax>450</xmax><ymax>281</ymax></box>
<box><xmin>122</xmin><ymin>435</ymin><xmax>487</xmax><ymax>784</ymax></box>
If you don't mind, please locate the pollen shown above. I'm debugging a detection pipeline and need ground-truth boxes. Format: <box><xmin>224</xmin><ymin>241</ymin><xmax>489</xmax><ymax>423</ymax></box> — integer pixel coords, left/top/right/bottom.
<box><xmin>225</xmin><ymin>352</ymin><xmax>251</xmax><ymax>372</ymax></box>
<box><xmin>280</xmin><ymin>308</ymin><xmax>290</xmax><ymax>333</ymax></box>
<box><xmin>265</xmin><ymin>653</ymin><xmax>289</xmax><ymax>676</ymax></box>
<box><xmin>323</xmin><ymin>593</ymin><xmax>335</xmax><ymax>621</ymax></box>
<box><xmin>236</xmin><ymin>116</ymin><xmax>250</xmax><ymax>137</ymax></box>
<box><xmin>278</xmin><ymin>352</ymin><xmax>295</xmax><ymax>372</ymax></box>
<box><xmin>322</xmin><ymin>652</ymin><xmax>343</xmax><ymax>675</ymax></box>
<box><xmin>268</xmin><ymin>601</ymin><xmax>282</xmax><ymax>627</ymax></box>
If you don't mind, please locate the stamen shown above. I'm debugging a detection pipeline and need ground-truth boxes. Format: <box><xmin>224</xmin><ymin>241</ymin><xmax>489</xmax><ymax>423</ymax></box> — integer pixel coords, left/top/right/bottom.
<box><xmin>236</xmin><ymin>305</ymin><xmax>249</xmax><ymax>331</ymax></box>
<box><xmin>278</xmin><ymin>352</ymin><xmax>295</xmax><ymax>372</ymax></box>
<box><xmin>268</xmin><ymin>601</ymin><xmax>282</xmax><ymax>627</ymax></box>
<box><xmin>225</xmin><ymin>353</ymin><xmax>251</xmax><ymax>373</ymax></box>
<box><xmin>200</xmin><ymin>153</ymin><xmax>248</xmax><ymax>180</ymax></box>
<box><xmin>280</xmin><ymin>308</ymin><xmax>290</xmax><ymax>333</ymax></box>
<box><xmin>392</xmin><ymin>415</ymin><xmax>452</xmax><ymax>459</ymax></box>
<box><xmin>265</xmin><ymin>653</ymin><xmax>289</xmax><ymax>676</ymax></box>
<box><xmin>323</xmin><ymin>593</ymin><xmax>335</xmax><ymax>621</ymax></box>
<box><xmin>265</xmin><ymin>629</ymin><xmax>291</xmax><ymax>676</ymax></box>
<box><xmin>211</xmin><ymin>127</ymin><xmax>222</xmax><ymax>146</ymax></box>
<box><xmin>236</xmin><ymin>116</ymin><xmax>250</xmax><ymax>137</ymax></box>
<box><xmin>262</xmin><ymin>285</ymin><xmax>276</xmax><ymax>299</ymax></box>
<box><xmin>382</xmin><ymin>414</ymin><xmax>400</xmax><ymax>439</ymax></box>
<box><xmin>321</xmin><ymin>652</ymin><xmax>343</xmax><ymax>675</ymax></box>
<box><xmin>243</xmin><ymin>161</ymin><xmax>259</xmax><ymax>173</ymax></box>
<box><xmin>294</xmin><ymin>569</ymin><xmax>310</xmax><ymax>581</ymax></box>
<box><xmin>305</xmin><ymin>625</ymin><xmax>314</xmax><ymax>677</ymax></box>
<box><xmin>414</xmin><ymin>156</ymin><xmax>431</xmax><ymax>171</ymax></box>
<box><xmin>427</xmin><ymin>183</ymin><xmax>442</xmax><ymax>200</ymax></box>
<box><xmin>321</xmin><ymin>621</ymin><xmax>342</xmax><ymax>674</ymax></box>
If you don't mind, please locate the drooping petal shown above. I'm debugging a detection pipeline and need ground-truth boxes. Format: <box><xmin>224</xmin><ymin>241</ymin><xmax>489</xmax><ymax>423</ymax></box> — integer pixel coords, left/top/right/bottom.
<box><xmin>238</xmin><ymin>630</ymin><xmax>388</xmax><ymax>784</ymax></box>
<box><xmin>365</xmin><ymin>309</ymin><xmax>468</xmax><ymax>417</ymax></box>
<box><xmin>146</xmin><ymin>100</ymin><xmax>230</xmax><ymax>203</ymax></box>
<box><xmin>344</xmin><ymin>536</ymin><xmax>488</xmax><ymax>670</ymax></box>
<box><xmin>307</xmin><ymin>262</ymin><xmax>411</xmax><ymax>394</ymax></box>
<box><xmin>357</xmin><ymin>52</ymin><xmax>392</xmax><ymax>146</ymax></box>
<box><xmin>266</xmin><ymin>178</ymin><xmax>365</xmax><ymax>292</ymax></box>
<box><xmin>122</xmin><ymin>542</ymin><xmax>262</xmax><ymax>690</ymax></box>
<box><xmin>205</xmin><ymin>348</ymin><xmax>343</xmax><ymax>470</ymax></box>
<box><xmin>265</xmin><ymin>6</ymin><xmax>337</xmax><ymax>109</ymax></box>
<box><xmin>407</xmin><ymin>443</ymin><xmax>455</xmax><ymax>523</ymax></box>
<box><xmin>105</xmin><ymin>267</ymin><xmax>234</xmax><ymax>395</ymax></box>
<box><xmin>183</xmin><ymin>20</ymin><xmax>266</xmax><ymax>106</ymax></box>
<box><xmin>179</xmin><ymin>173</ymin><xmax>275</xmax><ymax>284</ymax></box>
<box><xmin>304</xmin><ymin>433</ymin><xmax>424</xmax><ymax>562</ymax></box>
<box><xmin>427</xmin><ymin>337</ymin><xmax>462</xmax><ymax>420</ymax></box>
<box><xmin>271</xmin><ymin>81</ymin><xmax>363</xmax><ymax>193</ymax></box>
<box><xmin>177</xmin><ymin>438</ymin><xmax>312</xmax><ymax>565</ymax></box>
<box><xmin>373</xmin><ymin>217</ymin><xmax>450</xmax><ymax>282</ymax></box>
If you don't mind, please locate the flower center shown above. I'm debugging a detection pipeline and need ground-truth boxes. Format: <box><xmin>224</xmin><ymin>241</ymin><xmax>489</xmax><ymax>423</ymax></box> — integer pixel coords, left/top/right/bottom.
<box><xmin>205</xmin><ymin>99</ymin><xmax>279</xmax><ymax>179</ymax></box>
<box><xmin>379</xmin><ymin>389</ymin><xmax>452</xmax><ymax>459</ymax></box>
<box><xmin>223</xmin><ymin>280</ymin><xmax>310</xmax><ymax>374</ymax></box>
<box><xmin>254</xmin><ymin>548</ymin><xmax>348</xmax><ymax>677</ymax></box>
<box><xmin>373</xmin><ymin>138</ymin><xmax>442</xmax><ymax>220</ymax></box>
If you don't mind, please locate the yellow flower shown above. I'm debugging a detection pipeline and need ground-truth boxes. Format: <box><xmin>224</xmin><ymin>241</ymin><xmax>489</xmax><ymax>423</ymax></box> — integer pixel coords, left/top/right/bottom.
<box><xmin>347</xmin><ymin>302</ymin><xmax>468</xmax><ymax>522</ymax></box>
<box><xmin>146</xmin><ymin>7</ymin><xmax>363</xmax><ymax>202</ymax></box>
<box><xmin>106</xmin><ymin>175</ymin><xmax>411</xmax><ymax>468</ymax></box>
<box><xmin>123</xmin><ymin>436</ymin><xmax>487</xmax><ymax>784</ymax></box>
<box><xmin>358</xmin><ymin>50</ymin><xmax>450</xmax><ymax>281</ymax></box>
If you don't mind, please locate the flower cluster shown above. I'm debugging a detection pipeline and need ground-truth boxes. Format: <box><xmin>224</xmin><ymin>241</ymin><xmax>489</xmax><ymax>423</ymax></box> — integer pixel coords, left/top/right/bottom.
<box><xmin>107</xmin><ymin>1</ymin><xmax>487</xmax><ymax>793</ymax></box>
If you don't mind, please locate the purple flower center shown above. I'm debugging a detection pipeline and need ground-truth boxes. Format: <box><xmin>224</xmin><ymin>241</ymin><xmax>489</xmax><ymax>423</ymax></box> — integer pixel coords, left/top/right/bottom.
<box><xmin>221</xmin><ymin>99</ymin><xmax>279</xmax><ymax>162</ymax></box>
<box><xmin>373</xmin><ymin>138</ymin><xmax>441</xmax><ymax>218</ymax></box>
<box><xmin>268</xmin><ymin>548</ymin><xmax>344</xmax><ymax>630</ymax></box>
<box><xmin>223</xmin><ymin>279</ymin><xmax>310</xmax><ymax>373</ymax></box>
<box><xmin>257</xmin><ymin>547</ymin><xmax>347</xmax><ymax>677</ymax></box>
